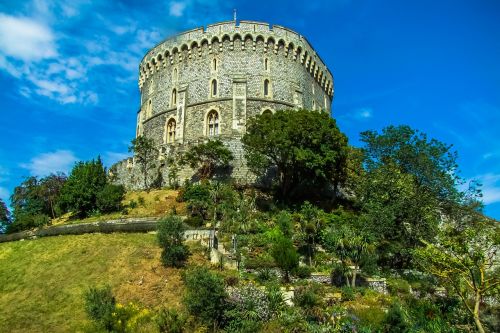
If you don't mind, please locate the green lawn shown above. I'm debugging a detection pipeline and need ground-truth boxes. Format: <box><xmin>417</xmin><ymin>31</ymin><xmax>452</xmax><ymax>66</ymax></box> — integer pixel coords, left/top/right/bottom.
<box><xmin>0</xmin><ymin>233</ymin><xmax>188</xmax><ymax>332</ymax></box>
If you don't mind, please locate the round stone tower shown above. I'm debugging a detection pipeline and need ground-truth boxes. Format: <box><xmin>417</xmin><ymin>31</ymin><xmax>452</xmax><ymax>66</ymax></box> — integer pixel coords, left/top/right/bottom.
<box><xmin>114</xmin><ymin>20</ymin><xmax>334</xmax><ymax>188</ymax></box>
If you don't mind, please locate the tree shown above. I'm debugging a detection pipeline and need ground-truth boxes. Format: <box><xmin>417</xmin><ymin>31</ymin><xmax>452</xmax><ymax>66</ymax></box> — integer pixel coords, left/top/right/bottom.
<box><xmin>356</xmin><ymin>125</ymin><xmax>479</xmax><ymax>268</ymax></box>
<box><xmin>183</xmin><ymin>267</ymin><xmax>227</xmax><ymax>331</ymax></box>
<box><xmin>242</xmin><ymin>109</ymin><xmax>348</xmax><ymax>202</ymax></box>
<box><xmin>180</xmin><ymin>139</ymin><xmax>233</xmax><ymax>181</ymax></box>
<box><xmin>58</xmin><ymin>157</ymin><xmax>107</xmax><ymax>218</ymax></box>
<box><xmin>295</xmin><ymin>201</ymin><xmax>326</xmax><ymax>266</ymax></box>
<box><xmin>9</xmin><ymin>176</ymin><xmax>53</xmax><ymax>232</ymax></box>
<box><xmin>414</xmin><ymin>220</ymin><xmax>500</xmax><ymax>333</ymax></box>
<box><xmin>129</xmin><ymin>135</ymin><xmax>157</xmax><ymax>190</ymax></box>
<box><xmin>96</xmin><ymin>184</ymin><xmax>125</xmax><ymax>213</ymax></box>
<box><xmin>40</xmin><ymin>173</ymin><xmax>67</xmax><ymax>218</ymax></box>
<box><xmin>270</xmin><ymin>233</ymin><xmax>299</xmax><ymax>283</ymax></box>
<box><xmin>0</xmin><ymin>198</ymin><xmax>10</xmax><ymax>233</ymax></box>
<box><xmin>157</xmin><ymin>215</ymin><xmax>189</xmax><ymax>267</ymax></box>
<box><xmin>322</xmin><ymin>222</ymin><xmax>374</xmax><ymax>288</ymax></box>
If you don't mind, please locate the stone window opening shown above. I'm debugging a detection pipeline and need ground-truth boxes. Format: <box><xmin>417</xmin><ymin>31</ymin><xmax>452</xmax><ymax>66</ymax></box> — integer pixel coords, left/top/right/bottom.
<box><xmin>264</xmin><ymin>58</ymin><xmax>268</xmax><ymax>71</ymax></box>
<box><xmin>312</xmin><ymin>100</ymin><xmax>316</xmax><ymax>110</ymax></box>
<box><xmin>262</xmin><ymin>109</ymin><xmax>273</xmax><ymax>116</ymax></box>
<box><xmin>211</xmin><ymin>79</ymin><xmax>218</xmax><ymax>97</ymax></box>
<box><xmin>213</xmin><ymin>58</ymin><xmax>217</xmax><ymax>71</ymax></box>
<box><xmin>173</xmin><ymin>68</ymin><xmax>178</xmax><ymax>81</ymax></box>
<box><xmin>207</xmin><ymin>110</ymin><xmax>219</xmax><ymax>136</ymax></box>
<box><xmin>167</xmin><ymin>118</ymin><xmax>176</xmax><ymax>143</ymax></box>
<box><xmin>147</xmin><ymin>99</ymin><xmax>152</xmax><ymax>118</ymax></box>
<box><xmin>264</xmin><ymin>79</ymin><xmax>270</xmax><ymax>97</ymax></box>
<box><xmin>171</xmin><ymin>89</ymin><xmax>177</xmax><ymax>106</ymax></box>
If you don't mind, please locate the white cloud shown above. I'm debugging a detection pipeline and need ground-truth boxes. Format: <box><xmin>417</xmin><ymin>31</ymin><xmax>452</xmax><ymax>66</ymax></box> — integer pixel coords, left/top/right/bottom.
<box><xmin>474</xmin><ymin>173</ymin><xmax>500</xmax><ymax>205</ymax></box>
<box><xmin>21</xmin><ymin>150</ymin><xmax>77</xmax><ymax>177</ymax></box>
<box><xmin>0</xmin><ymin>13</ymin><xmax>57</xmax><ymax>61</ymax></box>
<box><xmin>354</xmin><ymin>107</ymin><xmax>373</xmax><ymax>119</ymax></box>
<box><xmin>169</xmin><ymin>1</ymin><xmax>187</xmax><ymax>17</ymax></box>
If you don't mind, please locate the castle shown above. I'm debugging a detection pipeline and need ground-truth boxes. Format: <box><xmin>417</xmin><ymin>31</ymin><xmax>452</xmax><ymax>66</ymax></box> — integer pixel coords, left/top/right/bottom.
<box><xmin>113</xmin><ymin>20</ymin><xmax>334</xmax><ymax>188</ymax></box>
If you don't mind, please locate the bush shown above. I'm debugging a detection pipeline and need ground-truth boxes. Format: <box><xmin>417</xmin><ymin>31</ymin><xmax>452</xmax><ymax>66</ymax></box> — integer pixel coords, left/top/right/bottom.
<box><xmin>137</xmin><ymin>196</ymin><xmax>145</xmax><ymax>207</ymax></box>
<box><xmin>184</xmin><ymin>215</ymin><xmax>205</xmax><ymax>228</ymax></box>
<box><xmin>293</xmin><ymin>284</ymin><xmax>323</xmax><ymax>309</ymax></box>
<box><xmin>96</xmin><ymin>184</ymin><xmax>125</xmax><ymax>213</ymax></box>
<box><xmin>256</xmin><ymin>268</ymin><xmax>277</xmax><ymax>283</ymax></box>
<box><xmin>387</xmin><ymin>278</ymin><xmax>412</xmax><ymax>295</ymax></box>
<box><xmin>182</xmin><ymin>267</ymin><xmax>227</xmax><ymax>327</ymax></box>
<box><xmin>128</xmin><ymin>200</ymin><xmax>138</xmax><ymax>209</ymax></box>
<box><xmin>292</xmin><ymin>265</ymin><xmax>312</xmax><ymax>279</ymax></box>
<box><xmin>83</xmin><ymin>285</ymin><xmax>116</xmax><ymax>330</ymax></box>
<box><xmin>157</xmin><ymin>215</ymin><xmax>189</xmax><ymax>267</ymax></box>
<box><xmin>341</xmin><ymin>286</ymin><xmax>356</xmax><ymax>301</ymax></box>
<box><xmin>224</xmin><ymin>283</ymin><xmax>271</xmax><ymax>331</ymax></box>
<box><xmin>156</xmin><ymin>308</ymin><xmax>186</xmax><ymax>333</ymax></box>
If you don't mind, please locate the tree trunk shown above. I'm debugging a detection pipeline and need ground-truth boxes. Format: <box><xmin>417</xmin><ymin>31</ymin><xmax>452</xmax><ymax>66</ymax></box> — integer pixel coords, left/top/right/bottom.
<box><xmin>351</xmin><ymin>266</ymin><xmax>357</xmax><ymax>288</ymax></box>
<box><xmin>473</xmin><ymin>294</ymin><xmax>485</xmax><ymax>333</ymax></box>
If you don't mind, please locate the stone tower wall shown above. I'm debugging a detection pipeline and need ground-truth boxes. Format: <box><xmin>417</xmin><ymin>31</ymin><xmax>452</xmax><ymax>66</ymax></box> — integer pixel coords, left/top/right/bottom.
<box><xmin>112</xmin><ymin>21</ymin><xmax>334</xmax><ymax>189</ymax></box>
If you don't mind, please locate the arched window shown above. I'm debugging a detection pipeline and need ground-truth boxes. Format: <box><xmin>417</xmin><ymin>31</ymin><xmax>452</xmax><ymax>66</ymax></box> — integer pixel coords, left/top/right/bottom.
<box><xmin>147</xmin><ymin>99</ymin><xmax>152</xmax><ymax>117</ymax></box>
<box><xmin>213</xmin><ymin>58</ymin><xmax>217</xmax><ymax>71</ymax></box>
<box><xmin>262</xmin><ymin>109</ymin><xmax>273</xmax><ymax>116</ymax></box>
<box><xmin>173</xmin><ymin>68</ymin><xmax>178</xmax><ymax>81</ymax></box>
<box><xmin>263</xmin><ymin>79</ymin><xmax>270</xmax><ymax>97</ymax></box>
<box><xmin>171</xmin><ymin>89</ymin><xmax>177</xmax><ymax>106</ymax></box>
<box><xmin>312</xmin><ymin>100</ymin><xmax>316</xmax><ymax>110</ymax></box>
<box><xmin>264</xmin><ymin>58</ymin><xmax>268</xmax><ymax>71</ymax></box>
<box><xmin>207</xmin><ymin>110</ymin><xmax>219</xmax><ymax>136</ymax></box>
<box><xmin>211</xmin><ymin>79</ymin><xmax>217</xmax><ymax>97</ymax></box>
<box><xmin>167</xmin><ymin>118</ymin><xmax>176</xmax><ymax>143</ymax></box>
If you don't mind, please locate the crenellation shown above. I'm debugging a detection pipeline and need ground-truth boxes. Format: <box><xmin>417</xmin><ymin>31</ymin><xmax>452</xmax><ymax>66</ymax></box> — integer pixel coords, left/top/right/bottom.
<box><xmin>114</xmin><ymin>21</ymin><xmax>334</xmax><ymax>189</ymax></box>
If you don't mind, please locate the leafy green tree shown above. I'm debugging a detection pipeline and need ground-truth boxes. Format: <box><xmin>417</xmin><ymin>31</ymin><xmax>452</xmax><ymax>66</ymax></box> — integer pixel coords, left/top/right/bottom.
<box><xmin>242</xmin><ymin>109</ymin><xmax>348</xmax><ymax>202</ymax></box>
<box><xmin>180</xmin><ymin>139</ymin><xmax>233</xmax><ymax>181</ymax></box>
<box><xmin>0</xmin><ymin>198</ymin><xmax>10</xmax><ymax>232</ymax></box>
<box><xmin>414</xmin><ymin>220</ymin><xmax>500</xmax><ymax>333</ymax></box>
<box><xmin>183</xmin><ymin>267</ymin><xmax>227</xmax><ymax>331</ymax></box>
<box><xmin>8</xmin><ymin>175</ymin><xmax>61</xmax><ymax>232</ymax></box>
<box><xmin>129</xmin><ymin>135</ymin><xmax>158</xmax><ymax>190</ymax></box>
<box><xmin>58</xmin><ymin>157</ymin><xmax>107</xmax><ymax>218</ymax></box>
<box><xmin>157</xmin><ymin>215</ymin><xmax>189</xmax><ymax>267</ymax></box>
<box><xmin>322</xmin><ymin>222</ymin><xmax>374</xmax><ymax>287</ymax></box>
<box><xmin>96</xmin><ymin>184</ymin><xmax>125</xmax><ymax>213</ymax></box>
<box><xmin>356</xmin><ymin>125</ymin><xmax>480</xmax><ymax>268</ymax></box>
<box><xmin>295</xmin><ymin>202</ymin><xmax>326</xmax><ymax>266</ymax></box>
<box><xmin>270</xmin><ymin>233</ymin><xmax>299</xmax><ymax>283</ymax></box>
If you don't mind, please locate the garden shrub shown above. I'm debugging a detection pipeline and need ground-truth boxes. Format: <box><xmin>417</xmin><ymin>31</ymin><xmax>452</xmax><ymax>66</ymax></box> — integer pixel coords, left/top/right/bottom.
<box><xmin>292</xmin><ymin>265</ymin><xmax>312</xmax><ymax>279</ymax></box>
<box><xmin>341</xmin><ymin>286</ymin><xmax>356</xmax><ymax>301</ymax></box>
<box><xmin>256</xmin><ymin>268</ymin><xmax>277</xmax><ymax>283</ymax></box>
<box><xmin>156</xmin><ymin>308</ymin><xmax>186</xmax><ymax>333</ymax></box>
<box><xmin>83</xmin><ymin>285</ymin><xmax>116</xmax><ymax>330</ymax></box>
<box><xmin>96</xmin><ymin>184</ymin><xmax>125</xmax><ymax>213</ymax></box>
<box><xmin>157</xmin><ymin>215</ymin><xmax>189</xmax><ymax>267</ymax></box>
<box><xmin>293</xmin><ymin>283</ymin><xmax>323</xmax><ymax>309</ymax></box>
<box><xmin>224</xmin><ymin>283</ymin><xmax>271</xmax><ymax>332</ymax></box>
<box><xmin>266</xmin><ymin>283</ymin><xmax>285</xmax><ymax>316</ymax></box>
<box><xmin>387</xmin><ymin>278</ymin><xmax>412</xmax><ymax>296</ymax></box>
<box><xmin>184</xmin><ymin>215</ymin><xmax>204</xmax><ymax>228</ymax></box>
<box><xmin>182</xmin><ymin>267</ymin><xmax>227</xmax><ymax>328</ymax></box>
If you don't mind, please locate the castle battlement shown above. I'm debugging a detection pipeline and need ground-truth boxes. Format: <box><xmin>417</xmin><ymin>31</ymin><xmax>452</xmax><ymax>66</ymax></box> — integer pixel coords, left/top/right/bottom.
<box><xmin>113</xmin><ymin>20</ymin><xmax>335</xmax><ymax>189</ymax></box>
<box><xmin>139</xmin><ymin>21</ymin><xmax>333</xmax><ymax>97</ymax></box>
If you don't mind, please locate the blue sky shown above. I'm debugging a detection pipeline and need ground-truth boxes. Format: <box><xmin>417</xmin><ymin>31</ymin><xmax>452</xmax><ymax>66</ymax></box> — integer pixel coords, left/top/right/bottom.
<box><xmin>0</xmin><ymin>0</ymin><xmax>499</xmax><ymax>219</ymax></box>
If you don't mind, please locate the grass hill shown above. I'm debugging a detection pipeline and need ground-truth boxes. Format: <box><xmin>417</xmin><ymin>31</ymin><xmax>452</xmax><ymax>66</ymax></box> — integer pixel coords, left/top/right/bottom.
<box><xmin>0</xmin><ymin>232</ymin><xmax>205</xmax><ymax>332</ymax></box>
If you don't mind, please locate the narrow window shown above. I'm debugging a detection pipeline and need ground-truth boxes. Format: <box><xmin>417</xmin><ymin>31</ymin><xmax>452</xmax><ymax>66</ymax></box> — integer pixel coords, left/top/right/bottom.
<box><xmin>147</xmin><ymin>99</ymin><xmax>152</xmax><ymax>117</ymax></box>
<box><xmin>172</xmin><ymin>89</ymin><xmax>177</xmax><ymax>106</ymax></box>
<box><xmin>211</xmin><ymin>79</ymin><xmax>217</xmax><ymax>97</ymax></box>
<box><xmin>167</xmin><ymin>119</ymin><xmax>176</xmax><ymax>143</ymax></box>
<box><xmin>207</xmin><ymin>110</ymin><xmax>219</xmax><ymax>136</ymax></box>
<box><xmin>312</xmin><ymin>100</ymin><xmax>316</xmax><ymax>110</ymax></box>
<box><xmin>213</xmin><ymin>59</ymin><xmax>217</xmax><ymax>71</ymax></box>
<box><xmin>264</xmin><ymin>58</ymin><xmax>268</xmax><ymax>71</ymax></box>
<box><xmin>173</xmin><ymin>68</ymin><xmax>178</xmax><ymax>81</ymax></box>
<box><xmin>264</xmin><ymin>79</ymin><xmax>270</xmax><ymax>97</ymax></box>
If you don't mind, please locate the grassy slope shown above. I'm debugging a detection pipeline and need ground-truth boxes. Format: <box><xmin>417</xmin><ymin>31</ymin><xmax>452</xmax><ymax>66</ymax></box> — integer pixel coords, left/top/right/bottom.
<box><xmin>0</xmin><ymin>233</ymin><xmax>199</xmax><ymax>332</ymax></box>
<box><xmin>52</xmin><ymin>189</ymin><xmax>186</xmax><ymax>225</ymax></box>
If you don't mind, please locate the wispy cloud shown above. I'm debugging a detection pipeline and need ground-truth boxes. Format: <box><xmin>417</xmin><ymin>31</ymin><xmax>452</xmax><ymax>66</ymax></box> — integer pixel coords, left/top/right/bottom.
<box><xmin>169</xmin><ymin>1</ymin><xmax>187</xmax><ymax>17</ymax></box>
<box><xmin>338</xmin><ymin>107</ymin><xmax>374</xmax><ymax>124</ymax></box>
<box><xmin>474</xmin><ymin>173</ymin><xmax>500</xmax><ymax>205</ymax></box>
<box><xmin>0</xmin><ymin>13</ymin><xmax>57</xmax><ymax>61</ymax></box>
<box><xmin>20</xmin><ymin>150</ymin><xmax>77</xmax><ymax>177</ymax></box>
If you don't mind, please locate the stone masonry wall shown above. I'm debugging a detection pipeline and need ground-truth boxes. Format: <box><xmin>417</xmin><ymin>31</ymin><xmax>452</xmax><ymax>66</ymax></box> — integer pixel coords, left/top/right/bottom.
<box><xmin>113</xmin><ymin>21</ymin><xmax>334</xmax><ymax>189</ymax></box>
